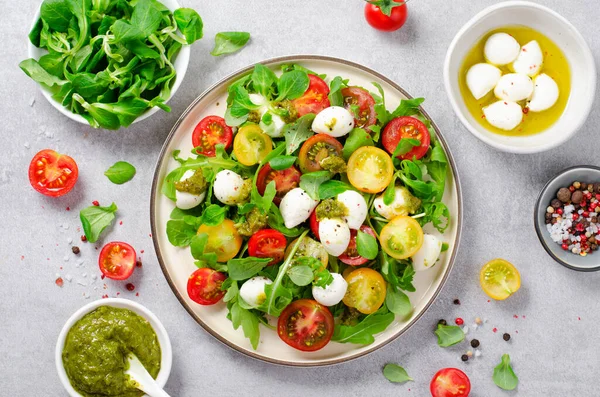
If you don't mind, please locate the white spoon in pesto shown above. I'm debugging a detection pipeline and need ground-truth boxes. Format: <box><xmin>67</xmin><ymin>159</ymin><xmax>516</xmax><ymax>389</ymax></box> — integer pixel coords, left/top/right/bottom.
<box><xmin>126</xmin><ymin>354</ymin><xmax>171</xmax><ymax>397</ymax></box>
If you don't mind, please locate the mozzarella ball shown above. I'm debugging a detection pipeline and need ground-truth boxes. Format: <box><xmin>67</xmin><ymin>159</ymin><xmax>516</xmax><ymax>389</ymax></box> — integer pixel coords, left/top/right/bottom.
<box><xmin>249</xmin><ymin>93</ymin><xmax>268</xmax><ymax>107</ymax></box>
<box><xmin>279</xmin><ymin>188</ymin><xmax>319</xmax><ymax>229</ymax></box>
<box><xmin>411</xmin><ymin>234</ymin><xmax>443</xmax><ymax>271</ymax></box>
<box><xmin>466</xmin><ymin>63</ymin><xmax>502</xmax><ymax>100</ymax></box>
<box><xmin>239</xmin><ymin>276</ymin><xmax>272</xmax><ymax>308</ymax></box>
<box><xmin>213</xmin><ymin>170</ymin><xmax>248</xmax><ymax>205</ymax></box>
<box><xmin>312</xmin><ymin>106</ymin><xmax>355</xmax><ymax>137</ymax></box>
<box><xmin>312</xmin><ymin>273</ymin><xmax>348</xmax><ymax>306</ymax></box>
<box><xmin>319</xmin><ymin>218</ymin><xmax>351</xmax><ymax>257</ymax></box>
<box><xmin>260</xmin><ymin>111</ymin><xmax>286</xmax><ymax>138</ymax></box>
<box><xmin>336</xmin><ymin>190</ymin><xmax>367</xmax><ymax>230</ymax></box>
<box><xmin>483</xmin><ymin>101</ymin><xmax>523</xmax><ymax>131</ymax></box>
<box><xmin>494</xmin><ymin>73</ymin><xmax>534</xmax><ymax>102</ymax></box>
<box><xmin>374</xmin><ymin>186</ymin><xmax>421</xmax><ymax>220</ymax></box>
<box><xmin>175</xmin><ymin>170</ymin><xmax>206</xmax><ymax>210</ymax></box>
<box><xmin>484</xmin><ymin>33</ymin><xmax>520</xmax><ymax>65</ymax></box>
<box><xmin>527</xmin><ymin>73</ymin><xmax>559</xmax><ymax>112</ymax></box>
<box><xmin>512</xmin><ymin>40</ymin><xmax>543</xmax><ymax>76</ymax></box>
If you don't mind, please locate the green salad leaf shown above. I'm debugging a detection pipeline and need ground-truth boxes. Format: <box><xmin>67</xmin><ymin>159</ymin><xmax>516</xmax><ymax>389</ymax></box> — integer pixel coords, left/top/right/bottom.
<box><xmin>332</xmin><ymin>310</ymin><xmax>395</xmax><ymax>344</ymax></box>
<box><xmin>104</xmin><ymin>161</ymin><xmax>136</xmax><ymax>184</ymax></box>
<box><xmin>267</xmin><ymin>204</ymin><xmax>305</xmax><ymax>237</ymax></box>
<box><xmin>174</xmin><ymin>8</ymin><xmax>203</xmax><ymax>44</ymax></box>
<box><xmin>299</xmin><ymin>171</ymin><xmax>332</xmax><ymax>200</ymax></box>
<box><xmin>385</xmin><ymin>285</ymin><xmax>412</xmax><ymax>316</ymax></box>
<box><xmin>229</xmin><ymin>302</ymin><xmax>260</xmax><ymax>349</ymax></box>
<box><xmin>287</xmin><ymin>265</ymin><xmax>314</xmax><ymax>286</ymax></box>
<box><xmin>328</xmin><ymin>76</ymin><xmax>348</xmax><ymax>106</ymax></box>
<box><xmin>276</xmin><ymin>70</ymin><xmax>309</xmax><ymax>101</ymax></box>
<box><xmin>356</xmin><ymin>230</ymin><xmax>378</xmax><ymax>260</ymax></box>
<box><xmin>318</xmin><ymin>180</ymin><xmax>355</xmax><ymax>199</ymax></box>
<box><xmin>284</xmin><ymin>113</ymin><xmax>315</xmax><ymax>155</ymax></box>
<box><xmin>166</xmin><ymin>219</ymin><xmax>197</xmax><ymax>247</ymax></box>
<box><xmin>435</xmin><ymin>324</ymin><xmax>465</xmax><ymax>347</ymax></box>
<box><xmin>79</xmin><ymin>202</ymin><xmax>117</xmax><ymax>243</ymax></box>
<box><xmin>211</xmin><ymin>32</ymin><xmax>250</xmax><ymax>56</ymax></box>
<box><xmin>393</xmin><ymin>138</ymin><xmax>420</xmax><ymax>157</ymax></box>
<box><xmin>493</xmin><ymin>354</ymin><xmax>519</xmax><ymax>391</ymax></box>
<box><xmin>342</xmin><ymin>128</ymin><xmax>374</xmax><ymax>160</ymax></box>
<box><xmin>200</xmin><ymin>204</ymin><xmax>227</xmax><ymax>226</ymax></box>
<box><xmin>269</xmin><ymin>156</ymin><xmax>297</xmax><ymax>170</ymax></box>
<box><xmin>383</xmin><ymin>363</ymin><xmax>413</xmax><ymax>383</ymax></box>
<box><xmin>227</xmin><ymin>257</ymin><xmax>272</xmax><ymax>281</ymax></box>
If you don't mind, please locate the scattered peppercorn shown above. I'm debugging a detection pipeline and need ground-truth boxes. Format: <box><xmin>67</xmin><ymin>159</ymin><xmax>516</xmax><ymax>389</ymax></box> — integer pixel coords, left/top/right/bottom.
<box><xmin>461</xmin><ymin>354</ymin><xmax>469</xmax><ymax>362</ymax></box>
<box><xmin>92</xmin><ymin>200</ymin><xmax>100</xmax><ymax>206</ymax></box>
<box><xmin>136</xmin><ymin>259</ymin><xmax>143</xmax><ymax>268</ymax></box>
<box><xmin>557</xmin><ymin>187</ymin><xmax>571</xmax><ymax>203</ymax></box>
<box><xmin>453</xmin><ymin>298</ymin><xmax>461</xmax><ymax>305</ymax></box>
<box><xmin>470</xmin><ymin>339</ymin><xmax>480</xmax><ymax>348</ymax></box>
<box><xmin>503</xmin><ymin>333</ymin><xmax>511</xmax><ymax>341</ymax></box>
<box><xmin>572</xmin><ymin>190</ymin><xmax>583</xmax><ymax>204</ymax></box>
<box><xmin>437</xmin><ymin>319</ymin><xmax>447</xmax><ymax>326</ymax></box>
<box><xmin>551</xmin><ymin>199</ymin><xmax>562</xmax><ymax>209</ymax></box>
<box><xmin>455</xmin><ymin>317</ymin><xmax>464</xmax><ymax>325</ymax></box>
<box><xmin>71</xmin><ymin>246</ymin><xmax>80</xmax><ymax>255</ymax></box>
<box><xmin>126</xmin><ymin>283</ymin><xmax>135</xmax><ymax>291</ymax></box>
<box><xmin>81</xmin><ymin>235</ymin><xmax>87</xmax><ymax>242</ymax></box>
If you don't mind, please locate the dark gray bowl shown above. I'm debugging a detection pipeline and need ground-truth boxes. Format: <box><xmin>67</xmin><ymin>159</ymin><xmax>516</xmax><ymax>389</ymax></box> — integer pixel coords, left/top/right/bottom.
<box><xmin>534</xmin><ymin>165</ymin><xmax>600</xmax><ymax>271</ymax></box>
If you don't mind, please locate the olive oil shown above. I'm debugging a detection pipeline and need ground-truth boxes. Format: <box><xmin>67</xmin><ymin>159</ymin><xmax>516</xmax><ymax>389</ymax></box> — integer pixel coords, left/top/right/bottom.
<box><xmin>458</xmin><ymin>26</ymin><xmax>570</xmax><ymax>136</ymax></box>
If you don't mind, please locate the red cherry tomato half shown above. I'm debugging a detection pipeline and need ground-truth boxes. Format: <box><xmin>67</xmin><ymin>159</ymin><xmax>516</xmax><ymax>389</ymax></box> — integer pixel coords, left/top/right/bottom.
<box><xmin>342</xmin><ymin>87</ymin><xmax>377</xmax><ymax>128</ymax></box>
<box><xmin>339</xmin><ymin>225</ymin><xmax>377</xmax><ymax>266</ymax></box>
<box><xmin>382</xmin><ymin>116</ymin><xmax>430</xmax><ymax>160</ymax></box>
<box><xmin>28</xmin><ymin>149</ymin><xmax>78</xmax><ymax>197</ymax></box>
<box><xmin>364</xmin><ymin>0</ymin><xmax>408</xmax><ymax>32</ymax></box>
<box><xmin>98</xmin><ymin>242</ymin><xmax>137</xmax><ymax>280</ymax></box>
<box><xmin>192</xmin><ymin>115</ymin><xmax>233</xmax><ymax>157</ymax></box>
<box><xmin>187</xmin><ymin>268</ymin><xmax>227</xmax><ymax>305</ymax></box>
<box><xmin>292</xmin><ymin>74</ymin><xmax>330</xmax><ymax>117</ymax></box>
<box><xmin>309</xmin><ymin>210</ymin><xmax>320</xmax><ymax>240</ymax></box>
<box><xmin>277</xmin><ymin>299</ymin><xmax>334</xmax><ymax>352</ymax></box>
<box><xmin>430</xmin><ymin>368</ymin><xmax>471</xmax><ymax>397</ymax></box>
<box><xmin>256</xmin><ymin>164</ymin><xmax>301</xmax><ymax>205</ymax></box>
<box><xmin>248</xmin><ymin>229</ymin><xmax>287</xmax><ymax>266</ymax></box>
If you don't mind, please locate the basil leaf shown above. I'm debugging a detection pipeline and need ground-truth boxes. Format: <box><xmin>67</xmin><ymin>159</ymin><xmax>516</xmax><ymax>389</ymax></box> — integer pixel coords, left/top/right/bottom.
<box><xmin>383</xmin><ymin>364</ymin><xmax>413</xmax><ymax>383</ymax></box>
<box><xmin>356</xmin><ymin>230</ymin><xmax>378</xmax><ymax>260</ymax></box>
<box><xmin>342</xmin><ymin>128</ymin><xmax>374</xmax><ymax>160</ymax></box>
<box><xmin>173</xmin><ymin>8</ymin><xmax>203</xmax><ymax>44</ymax></box>
<box><xmin>328</xmin><ymin>76</ymin><xmax>348</xmax><ymax>106</ymax></box>
<box><xmin>200</xmin><ymin>204</ymin><xmax>227</xmax><ymax>226</ymax></box>
<box><xmin>318</xmin><ymin>180</ymin><xmax>354</xmax><ymax>199</ymax></box>
<box><xmin>276</xmin><ymin>70</ymin><xmax>309</xmax><ymax>101</ymax></box>
<box><xmin>223</xmin><ymin>280</ymin><xmax>239</xmax><ymax>303</ymax></box>
<box><xmin>287</xmin><ymin>265</ymin><xmax>313</xmax><ymax>286</ymax></box>
<box><xmin>251</xmin><ymin>64</ymin><xmax>278</xmax><ymax>98</ymax></box>
<box><xmin>284</xmin><ymin>113</ymin><xmax>315</xmax><ymax>155</ymax></box>
<box><xmin>227</xmin><ymin>257</ymin><xmax>272</xmax><ymax>281</ymax></box>
<box><xmin>332</xmin><ymin>311</ymin><xmax>395</xmax><ymax>344</ymax></box>
<box><xmin>418</xmin><ymin>202</ymin><xmax>450</xmax><ymax>233</ymax></box>
<box><xmin>392</xmin><ymin>138</ymin><xmax>420</xmax><ymax>158</ymax></box>
<box><xmin>269</xmin><ymin>156</ymin><xmax>297</xmax><ymax>171</ymax></box>
<box><xmin>493</xmin><ymin>354</ymin><xmax>519</xmax><ymax>391</ymax></box>
<box><xmin>104</xmin><ymin>161</ymin><xmax>136</xmax><ymax>184</ymax></box>
<box><xmin>229</xmin><ymin>302</ymin><xmax>260</xmax><ymax>349</ymax></box>
<box><xmin>435</xmin><ymin>324</ymin><xmax>465</xmax><ymax>347</ymax></box>
<box><xmin>211</xmin><ymin>32</ymin><xmax>250</xmax><ymax>56</ymax></box>
<box><xmin>79</xmin><ymin>202</ymin><xmax>118</xmax><ymax>243</ymax></box>
<box><xmin>267</xmin><ymin>204</ymin><xmax>305</xmax><ymax>237</ymax></box>
<box><xmin>385</xmin><ymin>285</ymin><xmax>412</xmax><ymax>316</ymax></box>
<box><xmin>166</xmin><ymin>219</ymin><xmax>196</xmax><ymax>247</ymax></box>
<box><xmin>299</xmin><ymin>170</ymin><xmax>332</xmax><ymax>200</ymax></box>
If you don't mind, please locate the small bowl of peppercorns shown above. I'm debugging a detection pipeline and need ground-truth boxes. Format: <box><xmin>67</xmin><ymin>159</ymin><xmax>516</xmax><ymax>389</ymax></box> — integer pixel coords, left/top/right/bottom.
<box><xmin>535</xmin><ymin>165</ymin><xmax>600</xmax><ymax>271</ymax></box>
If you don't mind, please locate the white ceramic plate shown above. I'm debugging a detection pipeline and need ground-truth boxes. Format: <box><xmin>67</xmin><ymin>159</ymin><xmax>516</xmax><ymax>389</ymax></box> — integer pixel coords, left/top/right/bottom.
<box><xmin>150</xmin><ymin>56</ymin><xmax>463</xmax><ymax>366</ymax></box>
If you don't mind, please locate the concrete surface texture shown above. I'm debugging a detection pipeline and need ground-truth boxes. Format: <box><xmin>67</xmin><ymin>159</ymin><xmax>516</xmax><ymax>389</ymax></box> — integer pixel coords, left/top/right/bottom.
<box><xmin>1</xmin><ymin>0</ymin><xmax>599</xmax><ymax>395</ymax></box>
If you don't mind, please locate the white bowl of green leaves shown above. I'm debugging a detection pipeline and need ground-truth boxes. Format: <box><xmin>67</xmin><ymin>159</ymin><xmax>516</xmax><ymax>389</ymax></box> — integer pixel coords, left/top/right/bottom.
<box><xmin>21</xmin><ymin>0</ymin><xmax>202</xmax><ymax>129</ymax></box>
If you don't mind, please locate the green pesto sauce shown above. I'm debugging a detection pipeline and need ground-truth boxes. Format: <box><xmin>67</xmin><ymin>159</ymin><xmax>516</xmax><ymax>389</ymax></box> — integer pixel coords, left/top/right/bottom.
<box><xmin>174</xmin><ymin>168</ymin><xmax>207</xmax><ymax>195</ymax></box>
<box><xmin>272</xmin><ymin>99</ymin><xmax>298</xmax><ymax>124</ymax></box>
<box><xmin>316</xmin><ymin>199</ymin><xmax>348</xmax><ymax>221</ymax></box>
<box><xmin>320</xmin><ymin>155</ymin><xmax>347</xmax><ymax>174</ymax></box>
<box><xmin>62</xmin><ymin>306</ymin><xmax>161</xmax><ymax>397</ymax></box>
<box><xmin>236</xmin><ymin>207</ymin><xmax>268</xmax><ymax>236</ymax></box>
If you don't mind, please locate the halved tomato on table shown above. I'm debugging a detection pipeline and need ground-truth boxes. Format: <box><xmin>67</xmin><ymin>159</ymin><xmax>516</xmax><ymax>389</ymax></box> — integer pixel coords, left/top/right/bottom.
<box><xmin>382</xmin><ymin>116</ymin><xmax>430</xmax><ymax>160</ymax></box>
<box><xmin>192</xmin><ymin>115</ymin><xmax>233</xmax><ymax>156</ymax></box>
<box><xmin>379</xmin><ymin>215</ymin><xmax>423</xmax><ymax>259</ymax></box>
<box><xmin>28</xmin><ymin>149</ymin><xmax>78</xmax><ymax>197</ymax></box>
<box><xmin>233</xmin><ymin>124</ymin><xmax>273</xmax><ymax>166</ymax></box>
<box><xmin>292</xmin><ymin>74</ymin><xmax>330</xmax><ymax>117</ymax></box>
<box><xmin>98</xmin><ymin>242</ymin><xmax>137</xmax><ymax>280</ymax></box>
<box><xmin>256</xmin><ymin>164</ymin><xmax>301</xmax><ymax>205</ymax></box>
<box><xmin>187</xmin><ymin>268</ymin><xmax>227</xmax><ymax>305</ymax></box>
<box><xmin>347</xmin><ymin>146</ymin><xmax>394</xmax><ymax>193</ymax></box>
<box><xmin>298</xmin><ymin>134</ymin><xmax>343</xmax><ymax>174</ymax></box>
<box><xmin>248</xmin><ymin>229</ymin><xmax>287</xmax><ymax>266</ymax></box>
<box><xmin>342</xmin><ymin>87</ymin><xmax>376</xmax><ymax>128</ymax></box>
<box><xmin>430</xmin><ymin>368</ymin><xmax>471</xmax><ymax>397</ymax></box>
<box><xmin>197</xmin><ymin>219</ymin><xmax>243</xmax><ymax>262</ymax></box>
<box><xmin>342</xmin><ymin>268</ymin><xmax>386</xmax><ymax>314</ymax></box>
<box><xmin>339</xmin><ymin>225</ymin><xmax>377</xmax><ymax>266</ymax></box>
<box><xmin>277</xmin><ymin>299</ymin><xmax>334</xmax><ymax>351</ymax></box>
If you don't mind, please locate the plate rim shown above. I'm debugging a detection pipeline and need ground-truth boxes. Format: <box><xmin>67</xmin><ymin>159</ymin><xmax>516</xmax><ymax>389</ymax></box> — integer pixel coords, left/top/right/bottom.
<box><xmin>150</xmin><ymin>54</ymin><xmax>464</xmax><ymax>367</ymax></box>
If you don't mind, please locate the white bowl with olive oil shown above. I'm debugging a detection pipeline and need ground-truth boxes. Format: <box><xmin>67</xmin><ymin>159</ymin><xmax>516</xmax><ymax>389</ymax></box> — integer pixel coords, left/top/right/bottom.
<box><xmin>444</xmin><ymin>1</ymin><xmax>596</xmax><ymax>154</ymax></box>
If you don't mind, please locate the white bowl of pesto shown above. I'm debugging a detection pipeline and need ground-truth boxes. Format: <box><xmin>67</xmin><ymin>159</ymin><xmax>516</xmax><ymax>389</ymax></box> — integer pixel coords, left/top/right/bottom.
<box><xmin>56</xmin><ymin>298</ymin><xmax>172</xmax><ymax>397</ymax></box>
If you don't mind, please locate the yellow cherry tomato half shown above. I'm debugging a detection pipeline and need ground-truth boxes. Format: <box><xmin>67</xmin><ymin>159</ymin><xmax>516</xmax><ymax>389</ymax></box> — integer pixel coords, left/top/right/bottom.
<box><xmin>379</xmin><ymin>215</ymin><xmax>424</xmax><ymax>259</ymax></box>
<box><xmin>197</xmin><ymin>219</ymin><xmax>243</xmax><ymax>262</ymax></box>
<box><xmin>343</xmin><ymin>268</ymin><xmax>386</xmax><ymax>314</ymax></box>
<box><xmin>347</xmin><ymin>146</ymin><xmax>394</xmax><ymax>193</ymax></box>
<box><xmin>479</xmin><ymin>259</ymin><xmax>521</xmax><ymax>300</ymax></box>
<box><xmin>233</xmin><ymin>124</ymin><xmax>273</xmax><ymax>166</ymax></box>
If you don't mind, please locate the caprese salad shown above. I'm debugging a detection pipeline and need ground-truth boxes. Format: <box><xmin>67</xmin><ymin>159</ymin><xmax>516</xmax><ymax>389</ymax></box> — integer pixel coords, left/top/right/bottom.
<box><xmin>162</xmin><ymin>64</ymin><xmax>451</xmax><ymax>352</ymax></box>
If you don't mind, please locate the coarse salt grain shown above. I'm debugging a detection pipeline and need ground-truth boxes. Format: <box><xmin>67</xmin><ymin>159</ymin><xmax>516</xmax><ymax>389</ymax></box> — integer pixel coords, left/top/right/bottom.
<box><xmin>65</xmin><ymin>275</ymin><xmax>73</xmax><ymax>282</ymax></box>
<box><xmin>24</xmin><ymin>142</ymin><xmax>30</xmax><ymax>149</ymax></box>
<box><xmin>475</xmin><ymin>350</ymin><xmax>482</xmax><ymax>357</ymax></box>
<box><xmin>67</xmin><ymin>238</ymin><xmax>73</xmax><ymax>244</ymax></box>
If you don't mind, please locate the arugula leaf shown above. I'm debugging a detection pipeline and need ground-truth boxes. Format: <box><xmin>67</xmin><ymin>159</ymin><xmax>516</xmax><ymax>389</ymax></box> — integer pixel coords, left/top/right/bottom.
<box><xmin>370</xmin><ymin>82</ymin><xmax>391</xmax><ymax>134</ymax></box>
<box><xmin>318</xmin><ymin>180</ymin><xmax>355</xmax><ymax>199</ymax></box>
<box><xmin>287</xmin><ymin>265</ymin><xmax>313</xmax><ymax>286</ymax></box>
<box><xmin>104</xmin><ymin>161</ymin><xmax>136</xmax><ymax>184</ymax></box>
<box><xmin>173</xmin><ymin>8</ymin><xmax>203</xmax><ymax>44</ymax></box>
<box><xmin>79</xmin><ymin>202</ymin><xmax>117</xmax><ymax>243</ymax></box>
<box><xmin>493</xmin><ymin>354</ymin><xmax>519</xmax><ymax>391</ymax></box>
<box><xmin>200</xmin><ymin>204</ymin><xmax>227</xmax><ymax>226</ymax></box>
<box><xmin>211</xmin><ymin>32</ymin><xmax>250</xmax><ymax>56</ymax></box>
<box><xmin>383</xmin><ymin>363</ymin><xmax>413</xmax><ymax>383</ymax></box>
<box><xmin>392</xmin><ymin>138</ymin><xmax>420</xmax><ymax>158</ymax></box>
<box><xmin>267</xmin><ymin>204</ymin><xmax>305</xmax><ymax>237</ymax></box>
<box><xmin>284</xmin><ymin>113</ymin><xmax>315</xmax><ymax>155</ymax></box>
<box><xmin>419</xmin><ymin>202</ymin><xmax>450</xmax><ymax>233</ymax></box>
<box><xmin>342</xmin><ymin>128</ymin><xmax>374</xmax><ymax>160</ymax></box>
<box><xmin>251</xmin><ymin>64</ymin><xmax>278</xmax><ymax>98</ymax></box>
<box><xmin>251</xmin><ymin>180</ymin><xmax>276</xmax><ymax>214</ymax></box>
<box><xmin>391</xmin><ymin>97</ymin><xmax>425</xmax><ymax>118</ymax></box>
<box><xmin>434</xmin><ymin>324</ymin><xmax>465</xmax><ymax>347</ymax></box>
<box><xmin>398</xmin><ymin>159</ymin><xmax>437</xmax><ymax>200</ymax></box>
<box><xmin>299</xmin><ymin>170</ymin><xmax>332</xmax><ymax>200</ymax></box>
<box><xmin>328</xmin><ymin>76</ymin><xmax>348</xmax><ymax>106</ymax></box>
<box><xmin>332</xmin><ymin>310</ymin><xmax>395</xmax><ymax>344</ymax></box>
<box><xmin>227</xmin><ymin>257</ymin><xmax>272</xmax><ymax>281</ymax></box>
<box><xmin>385</xmin><ymin>285</ymin><xmax>412</xmax><ymax>316</ymax></box>
<box><xmin>426</xmin><ymin>143</ymin><xmax>448</xmax><ymax>202</ymax></box>
<box><xmin>269</xmin><ymin>156</ymin><xmax>297</xmax><ymax>170</ymax></box>
<box><xmin>280</xmin><ymin>63</ymin><xmax>327</xmax><ymax>80</ymax></box>
<box><xmin>276</xmin><ymin>70</ymin><xmax>309</xmax><ymax>101</ymax></box>
<box><xmin>229</xmin><ymin>302</ymin><xmax>260</xmax><ymax>349</ymax></box>
<box><xmin>166</xmin><ymin>219</ymin><xmax>196</xmax><ymax>247</ymax></box>
<box><xmin>356</xmin><ymin>230</ymin><xmax>378</xmax><ymax>260</ymax></box>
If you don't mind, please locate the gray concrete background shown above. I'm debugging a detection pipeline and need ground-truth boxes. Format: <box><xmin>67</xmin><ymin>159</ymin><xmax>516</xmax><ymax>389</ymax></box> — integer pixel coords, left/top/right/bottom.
<box><xmin>1</xmin><ymin>0</ymin><xmax>599</xmax><ymax>395</ymax></box>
